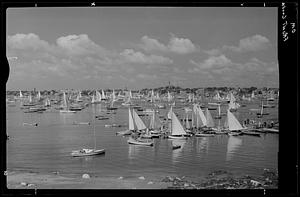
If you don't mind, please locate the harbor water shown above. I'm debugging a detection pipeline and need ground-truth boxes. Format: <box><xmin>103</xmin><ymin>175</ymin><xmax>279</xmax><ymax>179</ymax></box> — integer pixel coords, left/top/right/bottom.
<box><xmin>6</xmin><ymin>101</ymin><xmax>278</xmax><ymax>179</ymax></box>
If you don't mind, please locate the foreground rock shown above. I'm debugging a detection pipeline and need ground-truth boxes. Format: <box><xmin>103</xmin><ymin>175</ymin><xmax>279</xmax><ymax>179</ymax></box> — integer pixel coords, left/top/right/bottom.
<box><xmin>162</xmin><ymin>169</ymin><xmax>278</xmax><ymax>189</ymax></box>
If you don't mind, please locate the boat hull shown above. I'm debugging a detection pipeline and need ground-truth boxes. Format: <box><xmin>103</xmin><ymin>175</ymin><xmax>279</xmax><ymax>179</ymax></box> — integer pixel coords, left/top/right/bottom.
<box><xmin>127</xmin><ymin>138</ymin><xmax>153</xmax><ymax>146</ymax></box>
<box><xmin>71</xmin><ymin>149</ymin><xmax>105</xmax><ymax>157</ymax></box>
<box><xmin>168</xmin><ymin>135</ymin><xmax>187</xmax><ymax>140</ymax></box>
<box><xmin>195</xmin><ymin>133</ymin><xmax>215</xmax><ymax>137</ymax></box>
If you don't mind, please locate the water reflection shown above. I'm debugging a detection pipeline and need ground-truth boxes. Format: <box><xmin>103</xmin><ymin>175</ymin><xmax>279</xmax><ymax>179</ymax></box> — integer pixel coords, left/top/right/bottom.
<box><xmin>196</xmin><ymin>137</ymin><xmax>209</xmax><ymax>154</ymax></box>
<box><xmin>226</xmin><ymin>136</ymin><xmax>242</xmax><ymax>161</ymax></box>
<box><xmin>128</xmin><ymin>144</ymin><xmax>142</xmax><ymax>160</ymax></box>
<box><xmin>171</xmin><ymin>139</ymin><xmax>186</xmax><ymax>163</ymax></box>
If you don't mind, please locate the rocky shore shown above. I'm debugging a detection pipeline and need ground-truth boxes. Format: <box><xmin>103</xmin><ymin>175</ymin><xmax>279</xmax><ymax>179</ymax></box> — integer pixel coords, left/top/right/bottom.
<box><xmin>6</xmin><ymin>169</ymin><xmax>277</xmax><ymax>190</ymax></box>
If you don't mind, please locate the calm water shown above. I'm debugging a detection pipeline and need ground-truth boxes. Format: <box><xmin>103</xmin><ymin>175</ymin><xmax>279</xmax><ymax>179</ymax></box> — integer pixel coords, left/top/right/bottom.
<box><xmin>6</xmin><ymin>101</ymin><xmax>278</xmax><ymax>179</ymax></box>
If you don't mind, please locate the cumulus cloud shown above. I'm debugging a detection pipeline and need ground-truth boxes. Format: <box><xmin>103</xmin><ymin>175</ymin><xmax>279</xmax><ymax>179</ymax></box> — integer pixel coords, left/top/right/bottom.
<box><xmin>225</xmin><ymin>34</ymin><xmax>270</xmax><ymax>52</ymax></box>
<box><xmin>120</xmin><ymin>49</ymin><xmax>173</xmax><ymax>65</ymax></box>
<box><xmin>140</xmin><ymin>34</ymin><xmax>197</xmax><ymax>54</ymax></box>
<box><xmin>7</xmin><ymin>33</ymin><xmax>51</xmax><ymax>50</ymax></box>
<box><xmin>190</xmin><ymin>55</ymin><xmax>232</xmax><ymax>69</ymax></box>
<box><xmin>56</xmin><ymin>34</ymin><xmax>109</xmax><ymax>56</ymax></box>
<box><xmin>203</xmin><ymin>35</ymin><xmax>271</xmax><ymax>55</ymax></box>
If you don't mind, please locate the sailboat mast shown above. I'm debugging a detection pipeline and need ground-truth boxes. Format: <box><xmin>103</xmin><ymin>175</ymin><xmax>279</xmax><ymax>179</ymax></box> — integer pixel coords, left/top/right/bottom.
<box><xmin>93</xmin><ymin>105</ymin><xmax>96</xmax><ymax>149</ymax></box>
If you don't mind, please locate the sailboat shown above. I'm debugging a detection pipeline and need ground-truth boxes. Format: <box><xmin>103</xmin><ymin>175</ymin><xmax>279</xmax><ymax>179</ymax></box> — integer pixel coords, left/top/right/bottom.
<box><xmin>148</xmin><ymin>110</ymin><xmax>162</xmax><ymax>138</ymax></box>
<box><xmin>107</xmin><ymin>90</ymin><xmax>118</xmax><ymax>110</ymax></box>
<box><xmin>71</xmin><ymin>105</ymin><xmax>105</xmax><ymax>157</ymax></box>
<box><xmin>194</xmin><ymin>108</ymin><xmax>215</xmax><ymax>136</ymax></box>
<box><xmin>75</xmin><ymin>91</ymin><xmax>83</xmax><ymax>102</ymax></box>
<box><xmin>116</xmin><ymin>108</ymin><xmax>134</xmax><ymax>136</ymax></box>
<box><xmin>91</xmin><ymin>90</ymin><xmax>102</xmax><ymax>104</ymax></box>
<box><xmin>257</xmin><ymin>101</ymin><xmax>269</xmax><ymax>117</ymax></box>
<box><xmin>168</xmin><ymin>111</ymin><xmax>187</xmax><ymax>140</ymax></box>
<box><xmin>225</xmin><ymin>109</ymin><xmax>246</xmax><ymax>136</ymax></box>
<box><xmin>228</xmin><ymin>93</ymin><xmax>240</xmax><ymax>112</ymax></box>
<box><xmin>60</xmin><ymin>92</ymin><xmax>76</xmax><ymax>113</ymax></box>
<box><xmin>214</xmin><ymin>104</ymin><xmax>222</xmax><ymax>119</ymax></box>
<box><xmin>127</xmin><ymin>109</ymin><xmax>154</xmax><ymax>146</ymax></box>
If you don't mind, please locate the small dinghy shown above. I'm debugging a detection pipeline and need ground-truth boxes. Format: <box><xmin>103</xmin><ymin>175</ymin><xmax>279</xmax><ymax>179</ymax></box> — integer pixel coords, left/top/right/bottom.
<box><xmin>71</xmin><ymin>148</ymin><xmax>105</xmax><ymax>157</ymax></box>
<box><xmin>73</xmin><ymin>121</ymin><xmax>90</xmax><ymax>125</ymax></box>
<box><xmin>172</xmin><ymin>145</ymin><xmax>181</xmax><ymax>150</ymax></box>
<box><xmin>23</xmin><ymin>122</ymin><xmax>38</xmax><ymax>127</ymax></box>
<box><xmin>127</xmin><ymin>137</ymin><xmax>153</xmax><ymax>146</ymax></box>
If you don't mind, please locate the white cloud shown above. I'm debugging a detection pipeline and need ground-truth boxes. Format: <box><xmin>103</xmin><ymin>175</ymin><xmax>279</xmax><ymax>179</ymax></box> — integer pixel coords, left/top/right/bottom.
<box><xmin>140</xmin><ymin>34</ymin><xmax>197</xmax><ymax>54</ymax></box>
<box><xmin>204</xmin><ymin>35</ymin><xmax>271</xmax><ymax>55</ymax></box>
<box><xmin>141</xmin><ymin>36</ymin><xmax>168</xmax><ymax>52</ymax></box>
<box><xmin>7</xmin><ymin>33</ymin><xmax>51</xmax><ymax>50</ymax></box>
<box><xmin>120</xmin><ymin>49</ymin><xmax>173</xmax><ymax>65</ymax></box>
<box><xmin>190</xmin><ymin>55</ymin><xmax>232</xmax><ymax>69</ymax></box>
<box><xmin>56</xmin><ymin>34</ymin><xmax>109</xmax><ymax>56</ymax></box>
<box><xmin>224</xmin><ymin>34</ymin><xmax>270</xmax><ymax>52</ymax></box>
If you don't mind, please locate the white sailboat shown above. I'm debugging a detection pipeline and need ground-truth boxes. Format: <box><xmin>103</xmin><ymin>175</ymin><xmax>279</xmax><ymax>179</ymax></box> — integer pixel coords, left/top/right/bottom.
<box><xmin>226</xmin><ymin>109</ymin><xmax>246</xmax><ymax>135</ymax></box>
<box><xmin>116</xmin><ymin>108</ymin><xmax>134</xmax><ymax>136</ymax></box>
<box><xmin>60</xmin><ymin>92</ymin><xmax>76</xmax><ymax>113</ymax></box>
<box><xmin>205</xmin><ymin>108</ymin><xmax>215</xmax><ymax>128</ymax></box>
<box><xmin>76</xmin><ymin>91</ymin><xmax>83</xmax><ymax>102</ymax></box>
<box><xmin>101</xmin><ymin>89</ymin><xmax>107</xmax><ymax>100</ymax></box>
<box><xmin>214</xmin><ymin>104</ymin><xmax>222</xmax><ymax>119</ymax></box>
<box><xmin>71</xmin><ymin>105</ymin><xmax>105</xmax><ymax>157</ymax></box>
<box><xmin>195</xmin><ymin>104</ymin><xmax>207</xmax><ymax>128</ymax></box>
<box><xmin>168</xmin><ymin>111</ymin><xmax>187</xmax><ymax>140</ymax></box>
<box><xmin>127</xmin><ymin>109</ymin><xmax>153</xmax><ymax>146</ymax></box>
<box><xmin>37</xmin><ymin>91</ymin><xmax>41</xmax><ymax>100</ymax></box>
<box><xmin>228</xmin><ymin>93</ymin><xmax>240</xmax><ymax>112</ymax></box>
<box><xmin>148</xmin><ymin>110</ymin><xmax>163</xmax><ymax>138</ymax></box>
<box><xmin>44</xmin><ymin>97</ymin><xmax>51</xmax><ymax>107</ymax></box>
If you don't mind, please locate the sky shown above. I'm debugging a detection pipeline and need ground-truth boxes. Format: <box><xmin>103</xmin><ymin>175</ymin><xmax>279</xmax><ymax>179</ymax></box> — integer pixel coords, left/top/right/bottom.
<box><xmin>6</xmin><ymin>7</ymin><xmax>278</xmax><ymax>90</ymax></box>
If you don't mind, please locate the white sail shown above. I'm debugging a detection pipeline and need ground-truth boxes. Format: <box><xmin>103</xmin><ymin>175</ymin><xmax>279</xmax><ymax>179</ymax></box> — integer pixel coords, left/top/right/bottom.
<box><xmin>37</xmin><ymin>91</ymin><xmax>41</xmax><ymax>100</ymax></box>
<box><xmin>227</xmin><ymin>110</ymin><xmax>244</xmax><ymax>131</ymax></box>
<box><xmin>128</xmin><ymin>108</ymin><xmax>135</xmax><ymax>130</ymax></box>
<box><xmin>167</xmin><ymin>106</ymin><xmax>173</xmax><ymax>119</ymax></box>
<box><xmin>101</xmin><ymin>90</ymin><xmax>106</xmax><ymax>99</ymax></box>
<box><xmin>62</xmin><ymin>92</ymin><xmax>68</xmax><ymax>108</ymax></box>
<box><xmin>185</xmin><ymin>113</ymin><xmax>190</xmax><ymax>129</ymax></box>
<box><xmin>91</xmin><ymin>94</ymin><xmax>96</xmax><ymax>103</ymax></box>
<box><xmin>156</xmin><ymin>92</ymin><xmax>160</xmax><ymax>100</ymax></box>
<box><xmin>226</xmin><ymin>136</ymin><xmax>242</xmax><ymax>161</ymax></box>
<box><xmin>132</xmin><ymin>109</ymin><xmax>147</xmax><ymax>130</ymax></box>
<box><xmin>205</xmin><ymin>108</ymin><xmax>215</xmax><ymax>128</ymax></box>
<box><xmin>230</xmin><ymin>92</ymin><xmax>236</xmax><ymax>102</ymax></box>
<box><xmin>167</xmin><ymin>92</ymin><xmax>172</xmax><ymax>102</ymax></box>
<box><xmin>151</xmin><ymin>90</ymin><xmax>155</xmax><ymax>102</ymax></box>
<box><xmin>96</xmin><ymin>90</ymin><xmax>102</xmax><ymax>101</ymax></box>
<box><xmin>224</xmin><ymin>114</ymin><xmax>228</xmax><ymax>129</ymax></box>
<box><xmin>171</xmin><ymin>111</ymin><xmax>187</xmax><ymax>135</ymax></box>
<box><xmin>197</xmin><ymin>106</ymin><xmax>207</xmax><ymax>127</ymax></box>
<box><xmin>29</xmin><ymin>93</ymin><xmax>32</xmax><ymax>103</ymax></box>
<box><xmin>251</xmin><ymin>91</ymin><xmax>255</xmax><ymax>98</ymax></box>
<box><xmin>19</xmin><ymin>90</ymin><xmax>23</xmax><ymax>98</ymax></box>
<box><xmin>44</xmin><ymin>97</ymin><xmax>51</xmax><ymax>107</ymax></box>
<box><xmin>112</xmin><ymin>89</ymin><xmax>116</xmax><ymax>102</ymax></box>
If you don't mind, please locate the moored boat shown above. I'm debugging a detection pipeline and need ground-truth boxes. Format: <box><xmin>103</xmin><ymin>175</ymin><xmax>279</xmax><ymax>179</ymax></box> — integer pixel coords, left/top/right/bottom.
<box><xmin>127</xmin><ymin>136</ymin><xmax>153</xmax><ymax>146</ymax></box>
<box><xmin>71</xmin><ymin>148</ymin><xmax>105</xmax><ymax>157</ymax></box>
